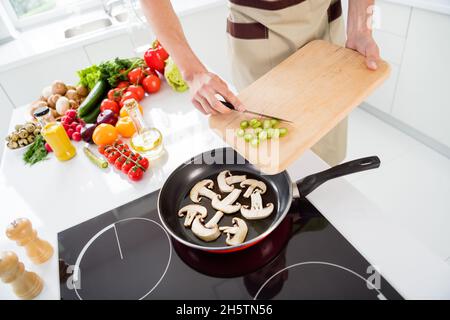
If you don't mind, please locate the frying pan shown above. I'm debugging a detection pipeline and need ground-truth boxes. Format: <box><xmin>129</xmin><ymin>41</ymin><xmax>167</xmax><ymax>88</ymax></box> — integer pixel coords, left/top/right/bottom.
<box><xmin>157</xmin><ymin>147</ymin><xmax>380</xmax><ymax>253</ymax></box>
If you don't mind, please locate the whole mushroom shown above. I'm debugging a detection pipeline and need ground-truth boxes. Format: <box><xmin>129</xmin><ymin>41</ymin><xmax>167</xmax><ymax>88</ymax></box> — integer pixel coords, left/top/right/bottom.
<box><xmin>51</xmin><ymin>80</ymin><xmax>67</xmax><ymax>96</ymax></box>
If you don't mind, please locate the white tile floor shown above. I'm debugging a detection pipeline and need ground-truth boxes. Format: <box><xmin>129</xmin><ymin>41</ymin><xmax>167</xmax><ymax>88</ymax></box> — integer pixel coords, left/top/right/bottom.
<box><xmin>345</xmin><ymin>108</ymin><xmax>450</xmax><ymax>264</ymax></box>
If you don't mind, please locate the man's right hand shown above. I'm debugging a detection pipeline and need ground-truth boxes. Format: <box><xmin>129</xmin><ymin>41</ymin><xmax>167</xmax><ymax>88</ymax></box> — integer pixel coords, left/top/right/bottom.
<box><xmin>184</xmin><ymin>69</ymin><xmax>245</xmax><ymax>115</ymax></box>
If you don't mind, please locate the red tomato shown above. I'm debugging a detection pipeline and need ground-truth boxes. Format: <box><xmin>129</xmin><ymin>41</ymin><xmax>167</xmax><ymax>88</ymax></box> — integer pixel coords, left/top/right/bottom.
<box><xmin>137</xmin><ymin>156</ymin><xmax>149</xmax><ymax>170</ymax></box>
<box><xmin>107</xmin><ymin>151</ymin><xmax>120</xmax><ymax>164</ymax></box>
<box><xmin>144</xmin><ymin>67</ymin><xmax>157</xmax><ymax>77</ymax></box>
<box><xmin>121</xmin><ymin>159</ymin><xmax>134</xmax><ymax>174</ymax></box>
<box><xmin>128</xmin><ymin>67</ymin><xmax>144</xmax><ymax>85</ymax></box>
<box><xmin>144</xmin><ymin>50</ymin><xmax>165</xmax><ymax>73</ymax></box>
<box><xmin>117</xmin><ymin>81</ymin><xmax>129</xmax><ymax>89</ymax></box>
<box><xmin>128</xmin><ymin>165</ymin><xmax>144</xmax><ymax>181</ymax></box>
<box><xmin>98</xmin><ymin>145</ymin><xmax>107</xmax><ymax>155</ymax></box>
<box><xmin>126</xmin><ymin>85</ymin><xmax>145</xmax><ymax>101</ymax></box>
<box><xmin>142</xmin><ymin>75</ymin><xmax>161</xmax><ymax>94</ymax></box>
<box><xmin>114</xmin><ymin>156</ymin><xmax>127</xmax><ymax>170</ymax></box>
<box><xmin>100</xmin><ymin>99</ymin><xmax>120</xmax><ymax>115</ymax></box>
<box><xmin>120</xmin><ymin>91</ymin><xmax>140</xmax><ymax>107</ymax></box>
<box><xmin>107</xmin><ymin>88</ymin><xmax>124</xmax><ymax>103</ymax></box>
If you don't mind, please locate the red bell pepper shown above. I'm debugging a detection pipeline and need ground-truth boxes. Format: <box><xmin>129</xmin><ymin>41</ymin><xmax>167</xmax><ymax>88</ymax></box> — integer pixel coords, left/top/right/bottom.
<box><xmin>143</xmin><ymin>40</ymin><xmax>169</xmax><ymax>73</ymax></box>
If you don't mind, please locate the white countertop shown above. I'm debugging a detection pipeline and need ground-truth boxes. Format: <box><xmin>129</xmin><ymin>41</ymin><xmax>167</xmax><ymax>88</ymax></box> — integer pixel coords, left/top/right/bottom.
<box><xmin>1</xmin><ymin>84</ymin><xmax>450</xmax><ymax>300</ymax></box>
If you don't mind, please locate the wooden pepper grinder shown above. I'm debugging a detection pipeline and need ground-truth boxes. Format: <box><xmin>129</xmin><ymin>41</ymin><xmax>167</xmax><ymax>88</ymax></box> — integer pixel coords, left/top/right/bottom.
<box><xmin>0</xmin><ymin>251</ymin><xmax>43</xmax><ymax>299</ymax></box>
<box><xmin>6</xmin><ymin>218</ymin><xmax>53</xmax><ymax>264</ymax></box>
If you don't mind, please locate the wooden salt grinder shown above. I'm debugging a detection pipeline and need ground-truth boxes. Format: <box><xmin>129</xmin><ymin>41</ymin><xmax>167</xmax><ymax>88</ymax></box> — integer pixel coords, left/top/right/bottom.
<box><xmin>6</xmin><ymin>218</ymin><xmax>53</xmax><ymax>264</ymax></box>
<box><xmin>0</xmin><ymin>251</ymin><xmax>43</xmax><ymax>299</ymax></box>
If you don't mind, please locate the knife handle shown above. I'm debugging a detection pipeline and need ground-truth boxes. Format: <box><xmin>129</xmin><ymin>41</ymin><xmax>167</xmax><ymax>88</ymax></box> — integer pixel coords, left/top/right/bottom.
<box><xmin>219</xmin><ymin>100</ymin><xmax>236</xmax><ymax>110</ymax></box>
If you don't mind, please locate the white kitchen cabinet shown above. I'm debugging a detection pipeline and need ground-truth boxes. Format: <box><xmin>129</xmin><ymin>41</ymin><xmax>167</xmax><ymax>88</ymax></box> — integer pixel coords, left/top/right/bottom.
<box><xmin>391</xmin><ymin>8</ymin><xmax>450</xmax><ymax>148</ymax></box>
<box><xmin>0</xmin><ymin>48</ymin><xmax>90</xmax><ymax>107</ymax></box>
<box><xmin>373</xmin><ymin>30</ymin><xmax>405</xmax><ymax>65</ymax></box>
<box><xmin>180</xmin><ymin>4</ymin><xmax>232</xmax><ymax>83</ymax></box>
<box><xmin>366</xmin><ymin>63</ymin><xmax>400</xmax><ymax>114</ymax></box>
<box><xmin>375</xmin><ymin>1</ymin><xmax>411</xmax><ymax>37</ymax></box>
<box><xmin>0</xmin><ymin>85</ymin><xmax>14</xmax><ymax>158</ymax></box>
<box><xmin>84</xmin><ymin>34</ymin><xmax>136</xmax><ymax>64</ymax></box>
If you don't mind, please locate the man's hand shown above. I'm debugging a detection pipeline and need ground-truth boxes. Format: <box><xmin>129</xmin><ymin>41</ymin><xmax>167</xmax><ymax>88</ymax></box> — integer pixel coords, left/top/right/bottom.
<box><xmin>346</xmin><ymin>34</ymin><xmax>380</xmax><ymax>70</ymax></box>
<box><xmin>185</xmin><ymin>69</ymin><xmax>245</xmax><ymax>115</ymax></box>
<box><xmin>346</xmin><ymin>0</ymin><xmax>380</xmax><ymax>70</ymax></box>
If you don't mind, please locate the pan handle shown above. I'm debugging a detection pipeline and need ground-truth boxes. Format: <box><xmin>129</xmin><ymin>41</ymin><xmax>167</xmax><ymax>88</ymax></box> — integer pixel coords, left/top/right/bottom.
<box><xmin>296</xmin><ymin>156</ymin><xmax>380</xmax><ymax>197</ymax></box>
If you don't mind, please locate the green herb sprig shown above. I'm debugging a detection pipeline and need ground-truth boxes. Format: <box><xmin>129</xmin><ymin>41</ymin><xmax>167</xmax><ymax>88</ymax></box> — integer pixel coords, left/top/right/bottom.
<box><xmin>23</xmin><ymin>134</ymin><xmax>48</xmax><ymax>165</ymax></box>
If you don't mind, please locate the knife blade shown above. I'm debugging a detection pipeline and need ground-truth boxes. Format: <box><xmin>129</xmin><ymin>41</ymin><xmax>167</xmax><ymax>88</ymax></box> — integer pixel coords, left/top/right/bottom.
<box><xmin>220</xmin><ymin>100</ymin><xmax>294</xmax><ymax>124</ymax></box>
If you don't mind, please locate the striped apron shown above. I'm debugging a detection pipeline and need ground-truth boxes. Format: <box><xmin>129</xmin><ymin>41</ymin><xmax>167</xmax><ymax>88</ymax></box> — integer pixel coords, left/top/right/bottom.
<box><xmin>227</xmin><ymin>0</ymin><xmax>347</xmax><ymax>166</ymax></box>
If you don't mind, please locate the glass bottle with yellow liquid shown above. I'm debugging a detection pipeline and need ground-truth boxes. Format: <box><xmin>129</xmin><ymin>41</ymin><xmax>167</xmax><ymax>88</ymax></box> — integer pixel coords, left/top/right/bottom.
<box><xmin>34</xmin><ymin>107</ymin><xmax>76</xmax><ymax>161</ymax></box>
<box><xmin>124</xmin><ymin>99</ymin><xmax>163</xmax><ymax>159</ymax></box>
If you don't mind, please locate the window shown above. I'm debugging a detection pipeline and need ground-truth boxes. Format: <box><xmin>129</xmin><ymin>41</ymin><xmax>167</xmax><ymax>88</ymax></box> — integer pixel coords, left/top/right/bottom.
<box><xmin>2</xmin><ymin>0</ymin><xmax>102</xmax><ymax>30</ymax></box>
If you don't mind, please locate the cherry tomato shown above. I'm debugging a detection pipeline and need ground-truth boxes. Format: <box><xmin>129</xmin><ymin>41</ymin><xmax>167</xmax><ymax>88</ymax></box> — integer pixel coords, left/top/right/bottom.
<box><xmin>126</xmin><ymin>85</ymin><xmax>145</xmax><ymax>101</ymax></box>
<box><xmin>98</xmin><ymin>145</ymin><xmax>107</xmax><ymax>155</ymax></box>
<box><xmin>128</xmin><ymin>165</ymin><xmax>144</xmax><ymax>181</ymax></box>
<box><xmin>121</xmin><ymin>159</ymin><xmax>134</xmax><ymax>174</ymax></box>
<box><xmin>114</xmin><ymin>156</ymin><xmax>127</xmax><ymax>170</ymax></box>
<box><xmin>107</xmin><ymin>150</ymin><xmax>120</xmax><ymax>164</ymax></box>
<box><xmin>100</xmin><ymin>99</ymin><xmax>120</xmax><ymax>115</ymax></box>
<box><xmin>144</xmin><ymin>67</ymin><xmax>157</xmax><ymax>77</ymax></box>
<box><xmin>116</xmin><ymin>81</ymin><xmax>129</xmax><ymax>89</ymax></box>
<box><xmin>121</xmin><ymin>149</ymin><xmax>132</xmax><ymax>157</ymax></box>
<box><xmin>107</xmin><ymin>88</ymin><xmax>124</xmax><ymax>103</ymax></box>
<box><xmin>137</xmin><ymin>156</ymin><xmax>149</xmax><ymax>170</ymax></box>
<box><xmin>142</xmin><ymin>75</ymin><xmax>161</xmax><ymax>94</ymax></box>
<box><xmin>120</xmin><ymin>91</ymin><xmax>140</xmax><ymax>107</ymax></box>
<box><xmin>128</xmin><ymin>67</ymin><xmax>144</xmax><ymax>85</ymax></box>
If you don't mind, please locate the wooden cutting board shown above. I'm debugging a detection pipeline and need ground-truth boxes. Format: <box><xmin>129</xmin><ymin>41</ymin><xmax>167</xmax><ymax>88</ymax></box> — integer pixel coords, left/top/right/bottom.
<box><xmin>209</xmin><ymin>40</ymin><xmax>390</xmax><ymax>174</ymax></box>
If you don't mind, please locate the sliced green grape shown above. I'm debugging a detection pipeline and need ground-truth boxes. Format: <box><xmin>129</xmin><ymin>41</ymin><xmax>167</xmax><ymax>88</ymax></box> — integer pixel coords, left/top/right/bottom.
<box><xmin>258</xmin><ymin>130</ymin><xmax>268</xmax><ymax>140</ymax></box>
<box><xmin>279</xmin><ymin>127</ymin><xmax>288</xmax><ymax>137</ymax></box>
<box><xmin>263</xmin><ymin>119</ymin><xmax>272</xmax><ymax>129</ymax></box>
<box><xmin>272</xmin><ymin>128</ymin><xmax>280</xmax><ymax>139</ymax></box>
<box><xmin>236</xmin><ymin>128</ymin><xmax>245</xmax><ymax>137</ymax></box>
<box><xmin>240</xmin><ymin>120</ymin><xmax>249</xmax><ymax>129</ymax></box>
<box><xmin>250</xmin><ymin>137</ymin><xmax>259</xmax><ymax>147</ymax></box>
<box><xmin>270</xmin><ymin>119</ymin><xmax>279</xmax><ymax>127</ymax></box>
<box><xmin>244</xmin><ymin>133</ymin><xmax>253</xmax><ymax>142</ymax></box>
<box><xmin>251</xmin><ymin>120</ymin><xmax>262</xmax><ymax>128</ymax></box>
<box><xmin>254</xmin><ymin>127</ymin><xmax>263</xmax><ymax>135</ymax></box>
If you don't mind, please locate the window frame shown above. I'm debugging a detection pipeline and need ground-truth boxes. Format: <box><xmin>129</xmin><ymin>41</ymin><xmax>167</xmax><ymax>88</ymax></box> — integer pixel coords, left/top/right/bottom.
<box><xmin>1</xmin><ymin>0</ymin><xmax>103</xmax><ymax>30</ymax></box>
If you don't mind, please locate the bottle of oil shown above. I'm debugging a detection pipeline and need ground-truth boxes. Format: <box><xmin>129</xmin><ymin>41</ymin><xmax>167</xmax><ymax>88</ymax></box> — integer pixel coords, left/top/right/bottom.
<box><xmin>124</xmin><ymin>99</ymin><xmax>163</xmax><ymax>159</ymax></box>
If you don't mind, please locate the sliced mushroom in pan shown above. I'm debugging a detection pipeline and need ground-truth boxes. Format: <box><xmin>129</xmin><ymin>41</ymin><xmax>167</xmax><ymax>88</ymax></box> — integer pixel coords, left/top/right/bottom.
<box><xmin>240</xmin><ymin>190</ymin><xmax>274</xmax><ymax>220</ymax></box>
<box><xmin>211</xmin><ymin>189</ymin><xmax>242</xmax><ymax>214</ymax></box>
<box><xmin>190</xmin><ymin>179</ymin><xmax>220</xmax><ymax>203</ymax></box>
<box><xmin>191</xmin><ymin>212</ymin><xmax>222</xmax><ymax>242</ymax></box>
<box><xmin>219</xmin><ymin>218</ymin><xmax>248</xmax><ymax>246</ymax></box>
<box><xmin>217</xmin><ymin>170</ymin><xmax>234</xmax><ymax>193</ymax></box>
<box><xmin>240</xmin><ymin>179</ymin><xmax>267</xmax><ymax>198</ymax></box>
<box><xmin>225</xmin><ymin>174</ymin><xmax>246</xmax><ymax>185</ymax></box>
<box><xmin>178</xmin><ymin>204</ymin><xmax>207</xmax><ymax>227</ymax></box>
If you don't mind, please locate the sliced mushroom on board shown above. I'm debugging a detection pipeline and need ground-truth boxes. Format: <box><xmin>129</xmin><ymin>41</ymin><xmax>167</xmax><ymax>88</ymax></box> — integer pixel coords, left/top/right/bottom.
<box><xmin>190</xmin><ymin>179</ymin><xmax>220</xmax><ymax>203</ymax></box>
<box><xmin>240</xmin><ymin>179</ymin><xmax>267</xmax><ymax>198</ymax></box>
<box><xmin>191</xmin><ymin>213</ymin><xmax>222</xmax><ymax>242</ymax></box>
<box><xmin>219</xmin><ymin>218</ymin><xmax>248</xmax><ymax>246</ymax></box>
<box><xmin>178</xmin><ymin>204</ymin><xmax>207</xmax><ymax>227</ymax></box>
<box><xmin>240</xmin><ymin>190</ymin><xmax>274</xmax><ymax>220</ymax></box>
<box><xmin>211</xmin><ymin>189</ymin><xmax>242</xmax><ymax>214</ymax></box>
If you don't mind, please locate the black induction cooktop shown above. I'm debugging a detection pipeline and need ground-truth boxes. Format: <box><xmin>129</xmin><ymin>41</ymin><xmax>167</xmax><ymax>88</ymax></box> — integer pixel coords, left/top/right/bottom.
<box><xmin>58</xmin><ymin>190</ymin><xmax>403</xmax><ymax>300</ymax></box>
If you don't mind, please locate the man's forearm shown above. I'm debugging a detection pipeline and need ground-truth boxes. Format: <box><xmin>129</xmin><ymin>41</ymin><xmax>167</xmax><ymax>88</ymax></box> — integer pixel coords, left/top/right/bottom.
<box><xmin>347</xmin><ymin>0</ymin><xmax>375</xmax><ymax>37</ymax></box>
<box><xmin>139</xmin><ymin>0</ymin><xmax>206</xmax><ymax>78</ymax></box>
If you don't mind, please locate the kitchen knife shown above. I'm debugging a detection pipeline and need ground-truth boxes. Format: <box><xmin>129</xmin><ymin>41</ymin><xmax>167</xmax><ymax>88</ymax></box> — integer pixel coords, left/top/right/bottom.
<box><xmin>219</xmin><ymin>100</ymin><xmax>294</xmax><ymax>124</ymax></box>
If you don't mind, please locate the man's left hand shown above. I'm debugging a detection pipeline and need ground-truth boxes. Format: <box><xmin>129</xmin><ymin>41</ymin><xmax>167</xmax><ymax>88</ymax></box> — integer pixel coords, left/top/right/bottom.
<box><xmin>346</xmin><ymin>34</ymin><xmax>380</xmax><ymax>70</ymax></box>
